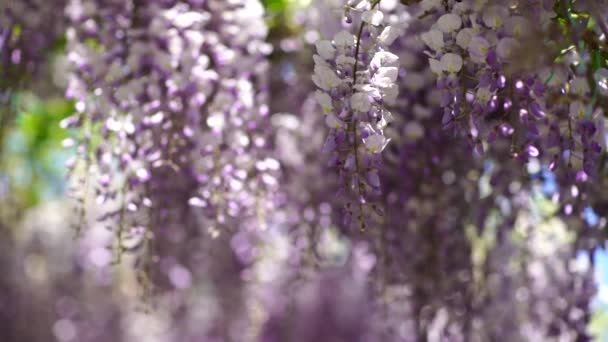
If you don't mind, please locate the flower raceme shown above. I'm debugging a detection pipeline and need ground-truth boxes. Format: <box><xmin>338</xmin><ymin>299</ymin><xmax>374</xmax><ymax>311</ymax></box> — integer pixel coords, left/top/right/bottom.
<box><xmin>418</xmin><ymin>0</ymin><xmax>605</xmax><ymax>220</ymax></box>
<box><xmin>63</xmin><ymin>0</ymin><xmax>279</xmax><ymax>284</ymax></box>
<box><xmin>312</xmin><ymin>0</ymin><xmax>401</xmax><ymax>230</ymax></box>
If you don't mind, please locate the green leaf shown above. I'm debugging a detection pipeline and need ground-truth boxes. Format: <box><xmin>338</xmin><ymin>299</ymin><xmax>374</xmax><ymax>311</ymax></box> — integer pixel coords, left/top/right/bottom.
<box><xmin>262</xmin><ymin>0</ymin><xmax>288</xmax><ymax>13</ymax></box>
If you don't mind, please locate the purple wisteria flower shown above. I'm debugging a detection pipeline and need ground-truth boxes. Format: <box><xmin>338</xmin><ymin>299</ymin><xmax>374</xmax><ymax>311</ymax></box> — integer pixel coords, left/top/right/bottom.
<box><xmin>64</xmin><ymin>0</ymin><xmax>281</xmax><ymax>291</ymax></box>
<box><xmin>313</xmin><ymin>0</ymin><xmax>402</xmax><ymax>231</ymax></box>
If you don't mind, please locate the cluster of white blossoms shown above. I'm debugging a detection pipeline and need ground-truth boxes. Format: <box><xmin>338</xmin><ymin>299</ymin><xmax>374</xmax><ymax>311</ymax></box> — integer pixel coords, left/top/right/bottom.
<box><xmin>312</xmin><ymin>0</ymin><xmax>401</xmax><ymax>230</ymax></box>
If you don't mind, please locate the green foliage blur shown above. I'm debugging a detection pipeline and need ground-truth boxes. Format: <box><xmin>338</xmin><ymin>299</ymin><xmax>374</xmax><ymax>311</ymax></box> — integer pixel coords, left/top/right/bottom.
<box><xmin>591</xmin><ymin>304</ymin><xmax>608</xmax><ymax>341</ymax></box>
<box><xmin>1</xmin><ymin>93</ymin><xmax>74</xmax><ymax>208</ymax></box>
<box><xmin>262</xmin><ymin>0</ymin><xmax>290</xmax><ymax>13</ymax></box>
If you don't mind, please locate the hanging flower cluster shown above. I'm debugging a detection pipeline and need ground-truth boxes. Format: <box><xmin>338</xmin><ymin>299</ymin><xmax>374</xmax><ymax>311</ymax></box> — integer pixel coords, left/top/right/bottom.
<box><xmin>416</xmin><ymin>0</ymin><xmax>606</xmax><ymax>222</ymax></box>
<box><xmin>313</xmin><ymin>0</ymin><xmax>402</xmax><ymax>230</ymax></box>
<box><xmin>63</xmin><ymin>0</ymin><xmax>279</xmax><ymax>284</ymax></box>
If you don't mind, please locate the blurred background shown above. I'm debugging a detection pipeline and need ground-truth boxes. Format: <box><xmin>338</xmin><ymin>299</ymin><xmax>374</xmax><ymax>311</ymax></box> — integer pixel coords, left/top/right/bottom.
<box><xmin>2</xmin><ymin>0</ymin><xmax>608</xmax><ymax>340</ymax></box>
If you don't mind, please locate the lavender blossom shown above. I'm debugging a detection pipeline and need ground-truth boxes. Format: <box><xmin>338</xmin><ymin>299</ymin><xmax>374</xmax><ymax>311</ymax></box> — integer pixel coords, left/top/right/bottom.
<box><xmin>64</xmin><ymin>0</ymin><xmax>280</xmax><ymax>291</ymax></box>
<box><xmin>313</xmin><ymin>0</ymin><xmax>401</xmax><ymax>231</ymax></box>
